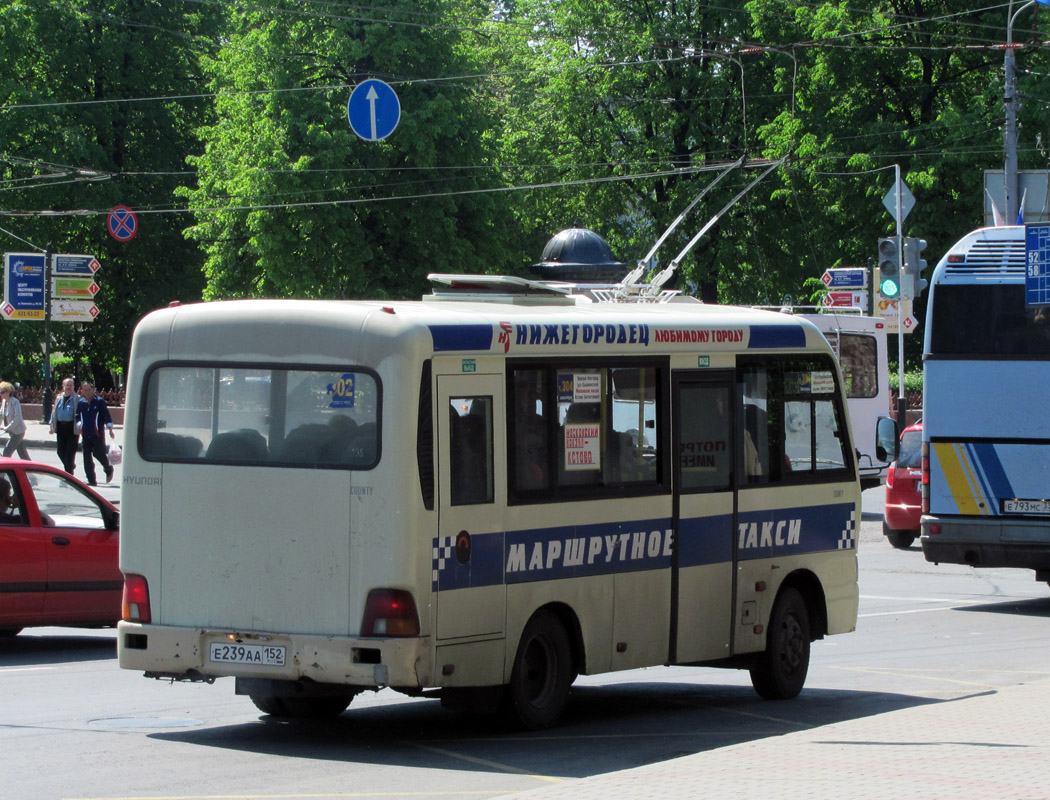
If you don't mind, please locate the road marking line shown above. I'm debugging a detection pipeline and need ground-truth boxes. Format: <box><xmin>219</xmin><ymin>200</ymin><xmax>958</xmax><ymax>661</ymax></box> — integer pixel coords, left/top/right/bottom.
<box><xmin>861</xmin><ymin>594</ymin><xmax>990</xmax><ymax>603</ymax></box>
<box><xmin>67</xmin><ymin>792</ymin><xmax>508</xmax><ymax>799</ymax></box>
<box><xmin>860</xmin><ymin>606</ymin><xmax>982</xmax><ymax>618</ymax></box>
<box><xmin>713</xmin><ymin>707</ymin><xmax>812</xmax><ymax>728</ymax></box>
<box><xmin>410</xmin><ymin>743</ymin><xmax>563</xmax><ymax>783</ymax></box>
<box><xmin>829</xmin><ymin>665</ymin><xmax>1002</xmax><ymax>689</ymax></box>
<box><xmin>0</xmin><ymin>666</ymin><xmax>55</xmax><ymax>673</ymax></box>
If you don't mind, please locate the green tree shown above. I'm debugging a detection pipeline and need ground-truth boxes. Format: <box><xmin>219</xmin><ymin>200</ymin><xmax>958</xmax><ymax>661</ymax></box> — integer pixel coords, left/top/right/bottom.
<box><xmin>484</xmin><ymin>0</ymin><xmax>779</xmax><ymax>299</ymax></box>
<box><xmin>0</xmin><ymin>0</ymin><xmax>223</xmax><ymax>388</ymax></box>
<box><xmin>747</xmin><ymin>0</ymin><xmax>1048</xmax><ymax>366</ymax></box>
<box><xmin>183</xmin><ymin>0</ymin><xmax>518</xmax><ymax>301</ymax></box>
<box><xmin>483</xmin><ymin>0</ymin><xmax>1050</xmax><ymax>310</ymax></box>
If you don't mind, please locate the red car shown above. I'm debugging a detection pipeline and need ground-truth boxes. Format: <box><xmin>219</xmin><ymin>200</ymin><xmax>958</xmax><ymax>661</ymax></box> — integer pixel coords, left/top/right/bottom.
<box><xmin>883</xmin><ymin>421</ymin><xmax>922</xmax><ymax>549</ymax></box>
<box><xmin>0</xmin><ymin>458</ymin><xmax>121</xmax><ymax>637</ymax></box>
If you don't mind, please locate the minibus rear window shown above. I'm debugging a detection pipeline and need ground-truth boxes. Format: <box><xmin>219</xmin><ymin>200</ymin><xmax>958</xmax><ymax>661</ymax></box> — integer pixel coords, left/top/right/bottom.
<box><xmin>140</xmin><ymin>364</ymin><xmax>380</xmax><ymax>469</ymax></box>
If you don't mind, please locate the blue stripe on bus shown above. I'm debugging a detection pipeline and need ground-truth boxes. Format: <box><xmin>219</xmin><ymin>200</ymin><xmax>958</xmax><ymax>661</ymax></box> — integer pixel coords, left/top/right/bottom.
<box><xmin>678</xmin><ymin>514</ymin><xmax>734</xmax><ymax>567</ymax></box>
<box><xmin>735</xmin><ymin>502</ymin><xmax>856</xmax><ymax>561</ymax></box>
<box><xmin>747</xmin><ymin>324</ymin><xmax>807</xmax><ymax>349</ymax></box>
<box><xmin>970</xmin><ymin>443</ymin><xmax>1015</xmax><ymax>511</ymax></box>
<box><xmin>432</xmin><ymin>503</ymin><xmax>856</xmax><ymax>591</ymax></box>
<box><xmin>428</xmin><ymin>324</ymin><xmax>494</xmax><ymax>352</ymax></box>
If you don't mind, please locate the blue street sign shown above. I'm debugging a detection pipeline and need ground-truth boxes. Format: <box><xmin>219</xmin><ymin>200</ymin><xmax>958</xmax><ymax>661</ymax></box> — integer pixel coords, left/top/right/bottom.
<box><xmin>1026</xmin><ymin>223</ymin><xmax>1050</xmax><ymax>306</ymax></box>
<box><xmin>821</xmin><ymin>267</ymin><xmax>867</xmax><ymax>289</ymax></box>
<box><xmin>52</xmin><ymin>254</ymin><xmax>101</xmax><ymax>276</ymax></box>
<box><xmin>347</xmin><ymin>79</ymin><xmax>401</xmax><ymax>142</ymax></box>
<box><xmin>3</xmin><ymin>252</ymin><xmax>46</xmax><ymax>319</ymax></box>
<box><xmin>107</xmin><ymin>205</ymin><xmax>139</xmax><ymax>242</ymax></box>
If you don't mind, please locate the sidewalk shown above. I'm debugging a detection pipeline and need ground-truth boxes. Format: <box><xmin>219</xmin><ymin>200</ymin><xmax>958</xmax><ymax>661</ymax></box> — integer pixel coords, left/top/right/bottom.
<box><xmin>501</xmin><ymin>679</ymin><xmax>1050</xmax><ymax>800</ymax></box>
<box><xmin>16</xmin><ymin>418</ymin><xmax>123</xmax><ymax>450</ymax></box>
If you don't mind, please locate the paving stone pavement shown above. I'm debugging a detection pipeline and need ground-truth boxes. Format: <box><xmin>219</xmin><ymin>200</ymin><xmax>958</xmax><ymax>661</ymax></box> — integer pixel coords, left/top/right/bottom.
<box><xmin>497</xmin><ymin>679</ymin><xmax>1050</xmax><ymax>800</ymax></box>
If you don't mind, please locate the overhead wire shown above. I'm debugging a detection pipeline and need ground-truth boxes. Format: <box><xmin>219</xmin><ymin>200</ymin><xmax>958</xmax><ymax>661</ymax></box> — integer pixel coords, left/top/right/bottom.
<box><xmin>0</xmin><ymin>161</ymin><xmax>785</xmax><ymax>217</ymax></box>
<box><xmin>1</xmin><ymin>2</ymin><xmax>1042</xmax><ymax>217</ymax></box>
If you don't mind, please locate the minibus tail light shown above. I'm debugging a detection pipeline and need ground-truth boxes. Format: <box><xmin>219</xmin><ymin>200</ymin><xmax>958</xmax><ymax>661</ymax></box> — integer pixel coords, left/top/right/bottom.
<box><xmin>361</xmin><ymin>589</ymin><xmax>419</xmax><ymax>637</ymax></box>
<box><xmin>122</xmin><ymin>574</ymin><xmax>152</xmax><ymax>623</ymax></box>
<box><xmin>921</xmin><ymin>441</ymin><xmax>930</xmax><ymax>515</ymax></box>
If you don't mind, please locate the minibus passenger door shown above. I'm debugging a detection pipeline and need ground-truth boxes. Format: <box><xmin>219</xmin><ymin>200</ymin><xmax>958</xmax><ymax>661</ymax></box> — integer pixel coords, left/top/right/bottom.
<box><xmin>671</xmin><ymin>374</ymin><xmax>735</xmax><ymax>664</ymax></box>
<box><xmin>435</xmin><ymin>375</ymin><xmax>507</xmax><ymax>640</ymax></box>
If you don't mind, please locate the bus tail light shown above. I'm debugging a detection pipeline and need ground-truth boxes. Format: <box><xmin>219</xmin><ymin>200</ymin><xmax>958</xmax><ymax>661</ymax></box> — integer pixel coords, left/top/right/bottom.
<box><xmin>360</xmin><ymin>589</ymin><xmax>420</xmax><ymax>637</ymax></box>
<box><xmin>122</xmin><ymin>574</ymin><xmax>152</xmax><ymax>623</ymax></box>
<box><xmin>921</xmin><ymin>441</ymin><xmax>930</xmax><ymax>515</ymax></box>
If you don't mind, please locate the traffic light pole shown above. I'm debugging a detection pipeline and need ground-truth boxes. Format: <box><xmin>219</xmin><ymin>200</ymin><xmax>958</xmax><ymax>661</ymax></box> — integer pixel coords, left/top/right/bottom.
<box><xmin>894</xmin><ymin>165</ymin><xmax>906</xmax><ymax>426</ymax></box>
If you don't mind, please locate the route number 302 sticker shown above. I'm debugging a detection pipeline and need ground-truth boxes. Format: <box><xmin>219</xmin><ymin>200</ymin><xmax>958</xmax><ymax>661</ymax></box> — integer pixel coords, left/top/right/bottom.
<box><xmin>327</xmin><ymin>374</ymin><xmax>357</xmax><ymax>408</ymax></box>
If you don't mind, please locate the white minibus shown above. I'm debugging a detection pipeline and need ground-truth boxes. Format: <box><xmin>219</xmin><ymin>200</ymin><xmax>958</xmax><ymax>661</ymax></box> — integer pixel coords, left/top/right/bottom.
<box><xmin>117</xmin><ymin>275</ymin><xmax>860</xmax><ymax>728</ymax></box>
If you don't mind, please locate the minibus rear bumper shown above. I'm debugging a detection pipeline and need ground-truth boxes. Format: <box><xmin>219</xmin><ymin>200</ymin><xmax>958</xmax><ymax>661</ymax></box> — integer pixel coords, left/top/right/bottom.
<box><xmin>117</xmin><ymin>621</ymin><xmax>431</xmax><ymax>689</ymax></box>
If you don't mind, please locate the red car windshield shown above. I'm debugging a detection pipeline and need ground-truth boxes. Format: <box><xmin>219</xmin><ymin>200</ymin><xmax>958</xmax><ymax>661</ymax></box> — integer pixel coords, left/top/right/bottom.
<box><xmin>898</xmin><ymin>430</ymin><xmax>922</xmax><ymax>469</ymax></box>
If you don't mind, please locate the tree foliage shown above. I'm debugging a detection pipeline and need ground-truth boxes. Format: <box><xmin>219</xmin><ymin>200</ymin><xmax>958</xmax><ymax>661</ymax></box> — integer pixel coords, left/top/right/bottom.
<box><xmin>183</xmin><ymin>0</ymin><xmax>518</xmax><ymax>301</ymax></box>
<box><xmin>4</xmin><ymin>1</ymin><xmax>1050</xmax><ymax>381</ymax></box>
<box><xmin>0</xmin><ymin>0</ymin><xmax>222</xmax><ymax>388</ymax></box>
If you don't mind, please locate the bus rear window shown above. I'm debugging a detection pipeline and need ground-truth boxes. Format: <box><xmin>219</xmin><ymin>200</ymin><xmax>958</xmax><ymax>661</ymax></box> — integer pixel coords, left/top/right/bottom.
<box><xmin>140</xmin><ymin>365</ymin><xmax>380</xmax><ymax>469</ymax></box>
<box><xmin>930</xmin><ymin>284</ymin><xmax>1050</xmax><ymax>357</ymax></box>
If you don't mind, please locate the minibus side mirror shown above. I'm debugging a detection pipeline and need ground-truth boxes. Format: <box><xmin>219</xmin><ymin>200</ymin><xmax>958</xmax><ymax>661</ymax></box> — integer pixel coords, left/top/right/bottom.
<box><xmin>875</xmin><ymin>416</ymin><xmax>899</xmax><ymax>463</ymax></box>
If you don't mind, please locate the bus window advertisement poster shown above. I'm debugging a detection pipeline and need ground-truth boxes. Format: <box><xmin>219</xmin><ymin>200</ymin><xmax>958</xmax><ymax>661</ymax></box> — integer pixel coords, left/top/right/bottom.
<box><xmin>565</xmin><ymin>423</ymin><xmax>600</xmax><ymax>470</ymax></box>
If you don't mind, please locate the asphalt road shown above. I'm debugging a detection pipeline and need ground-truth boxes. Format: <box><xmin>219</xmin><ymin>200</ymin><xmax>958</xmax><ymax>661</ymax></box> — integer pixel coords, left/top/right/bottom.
<box><xmin>3</xmin><ymin>456</ymin><xmax>1049</xmax><ymax>800</ymax></box>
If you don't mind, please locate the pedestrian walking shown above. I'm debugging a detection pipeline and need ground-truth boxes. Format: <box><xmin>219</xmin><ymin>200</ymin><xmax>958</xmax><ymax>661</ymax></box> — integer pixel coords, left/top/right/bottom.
<box><xmin>75</xmin><ymin>381</ymin><xmax>116</xmax><ymax>485</ymax></box>
<box><xmin>0</xmin><ymin>381</ymin><xmax>30</xmax><ymax>459</ymax></box>
<box><xmin>49</xmin><ymin>377</ymin><xmax>80</xmax><ymax>474</ymax></box>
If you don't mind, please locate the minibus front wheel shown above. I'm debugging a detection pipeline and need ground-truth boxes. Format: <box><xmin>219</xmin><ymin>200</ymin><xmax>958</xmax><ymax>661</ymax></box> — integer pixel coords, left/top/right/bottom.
<box><xmin>749</xmin><ymin>586</ymin><xmax>811</xmax><ymax>700</ymax></box>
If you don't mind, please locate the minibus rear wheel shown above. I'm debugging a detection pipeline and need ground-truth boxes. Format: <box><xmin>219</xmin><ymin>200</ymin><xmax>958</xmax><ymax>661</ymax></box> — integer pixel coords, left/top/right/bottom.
<box><xmin>504</xmin><ymin>610</ymin><xmax>574</xmax><ymax>729</ymax></box>
<box><xmin>249</xmin><ymin>693</ymin><xmax>354</xmax><ymax>719</ymax></box>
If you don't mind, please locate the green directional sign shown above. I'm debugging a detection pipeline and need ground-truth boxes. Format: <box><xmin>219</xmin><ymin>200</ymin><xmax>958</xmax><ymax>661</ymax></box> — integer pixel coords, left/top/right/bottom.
<box><xmin>52</xmin><ymin>277</ymin><xmax>100</xmax><ymax>299</ymax></box>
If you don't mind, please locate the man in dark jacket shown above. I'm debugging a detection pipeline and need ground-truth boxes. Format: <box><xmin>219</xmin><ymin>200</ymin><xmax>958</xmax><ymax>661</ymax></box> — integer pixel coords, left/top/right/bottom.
<box><xmin>76</xmin><ymin>381</ymin><xmax>116</xmax><ymax>485</ymax></box>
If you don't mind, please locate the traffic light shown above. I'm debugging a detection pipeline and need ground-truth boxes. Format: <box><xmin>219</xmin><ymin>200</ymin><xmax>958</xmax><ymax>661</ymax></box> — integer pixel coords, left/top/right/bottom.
<box><xmin>878</xmin><ymin>237</ymin><xmax>901</xmax><ymax>299</ymax></box>
<box><xmin>902</xmin><ymin>237</ymin><xmax>928</xmax><ymax>299</ymax></box>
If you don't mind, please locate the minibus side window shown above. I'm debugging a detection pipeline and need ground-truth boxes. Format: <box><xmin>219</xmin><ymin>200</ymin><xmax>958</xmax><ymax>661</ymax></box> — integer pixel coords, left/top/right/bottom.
<box><xmin>511</xmin><ymin>369</ymin><xmax>551</xmax><ymax>493</ymax></box>
<box><xmin>740</xmin><ymin>368</ymin><xmax>776</xmax><ymax>484</ymax></box>
<box><xmin>738</xmin><ymin>355</ymin><xmax>852</xmax><ymax>484</ymax></box>
<box><xmin>508</xmin><ymin>362</ymin><xmax>663</xmax><ymax>502</ymax></box>
<box><xmin>449</xmin><ymin>397</ymin><xmax>494</xmax><ymax>505</ymax></box>
<box><xmin>678</xmin><ymin>384</ymin><xmax>732</xmax><ymax>492</ymax></box>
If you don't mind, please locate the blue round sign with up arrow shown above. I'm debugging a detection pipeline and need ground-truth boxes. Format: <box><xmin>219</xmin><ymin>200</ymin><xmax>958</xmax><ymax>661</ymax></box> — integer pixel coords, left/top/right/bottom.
<box><xmin>347</xmin><ymin>79</ymin><xmax>401</xmax><ymax>142</ymax></box>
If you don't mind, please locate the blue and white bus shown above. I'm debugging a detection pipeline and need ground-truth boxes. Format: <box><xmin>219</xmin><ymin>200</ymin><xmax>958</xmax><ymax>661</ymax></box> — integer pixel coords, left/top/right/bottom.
<box><xmin>921</xmin><ymin>225</ymin><xmax>1050</xmax><ymax>583</ymax></box>
<box><xmin>117</xmin><ymin>275</ymin><xmax>860</xmax><ymax>728</ymax></box>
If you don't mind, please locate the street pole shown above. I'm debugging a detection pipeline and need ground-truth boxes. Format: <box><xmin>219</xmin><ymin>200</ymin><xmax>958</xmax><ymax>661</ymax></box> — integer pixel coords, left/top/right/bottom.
<box><xmin>42</xmin><ymin>246</ymin><xmax>53</xmax><ymax>424</ymax></box>
<box><xmin>895</xmin><ymin>165</ymin><xmax>906</xmax><ymax>426</ymax></box>
<box><xmin>1004</xmin><ymin>0</ymin><xmax>1037</xmax><ymax>224</ymax></box>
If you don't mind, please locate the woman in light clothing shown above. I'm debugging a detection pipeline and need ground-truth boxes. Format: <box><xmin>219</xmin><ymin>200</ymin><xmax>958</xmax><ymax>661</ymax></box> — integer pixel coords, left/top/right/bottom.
<box><xmin>0</xmin><ymin>381</ymin><xmax>30</xmax><ymax>459</ymax></box>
